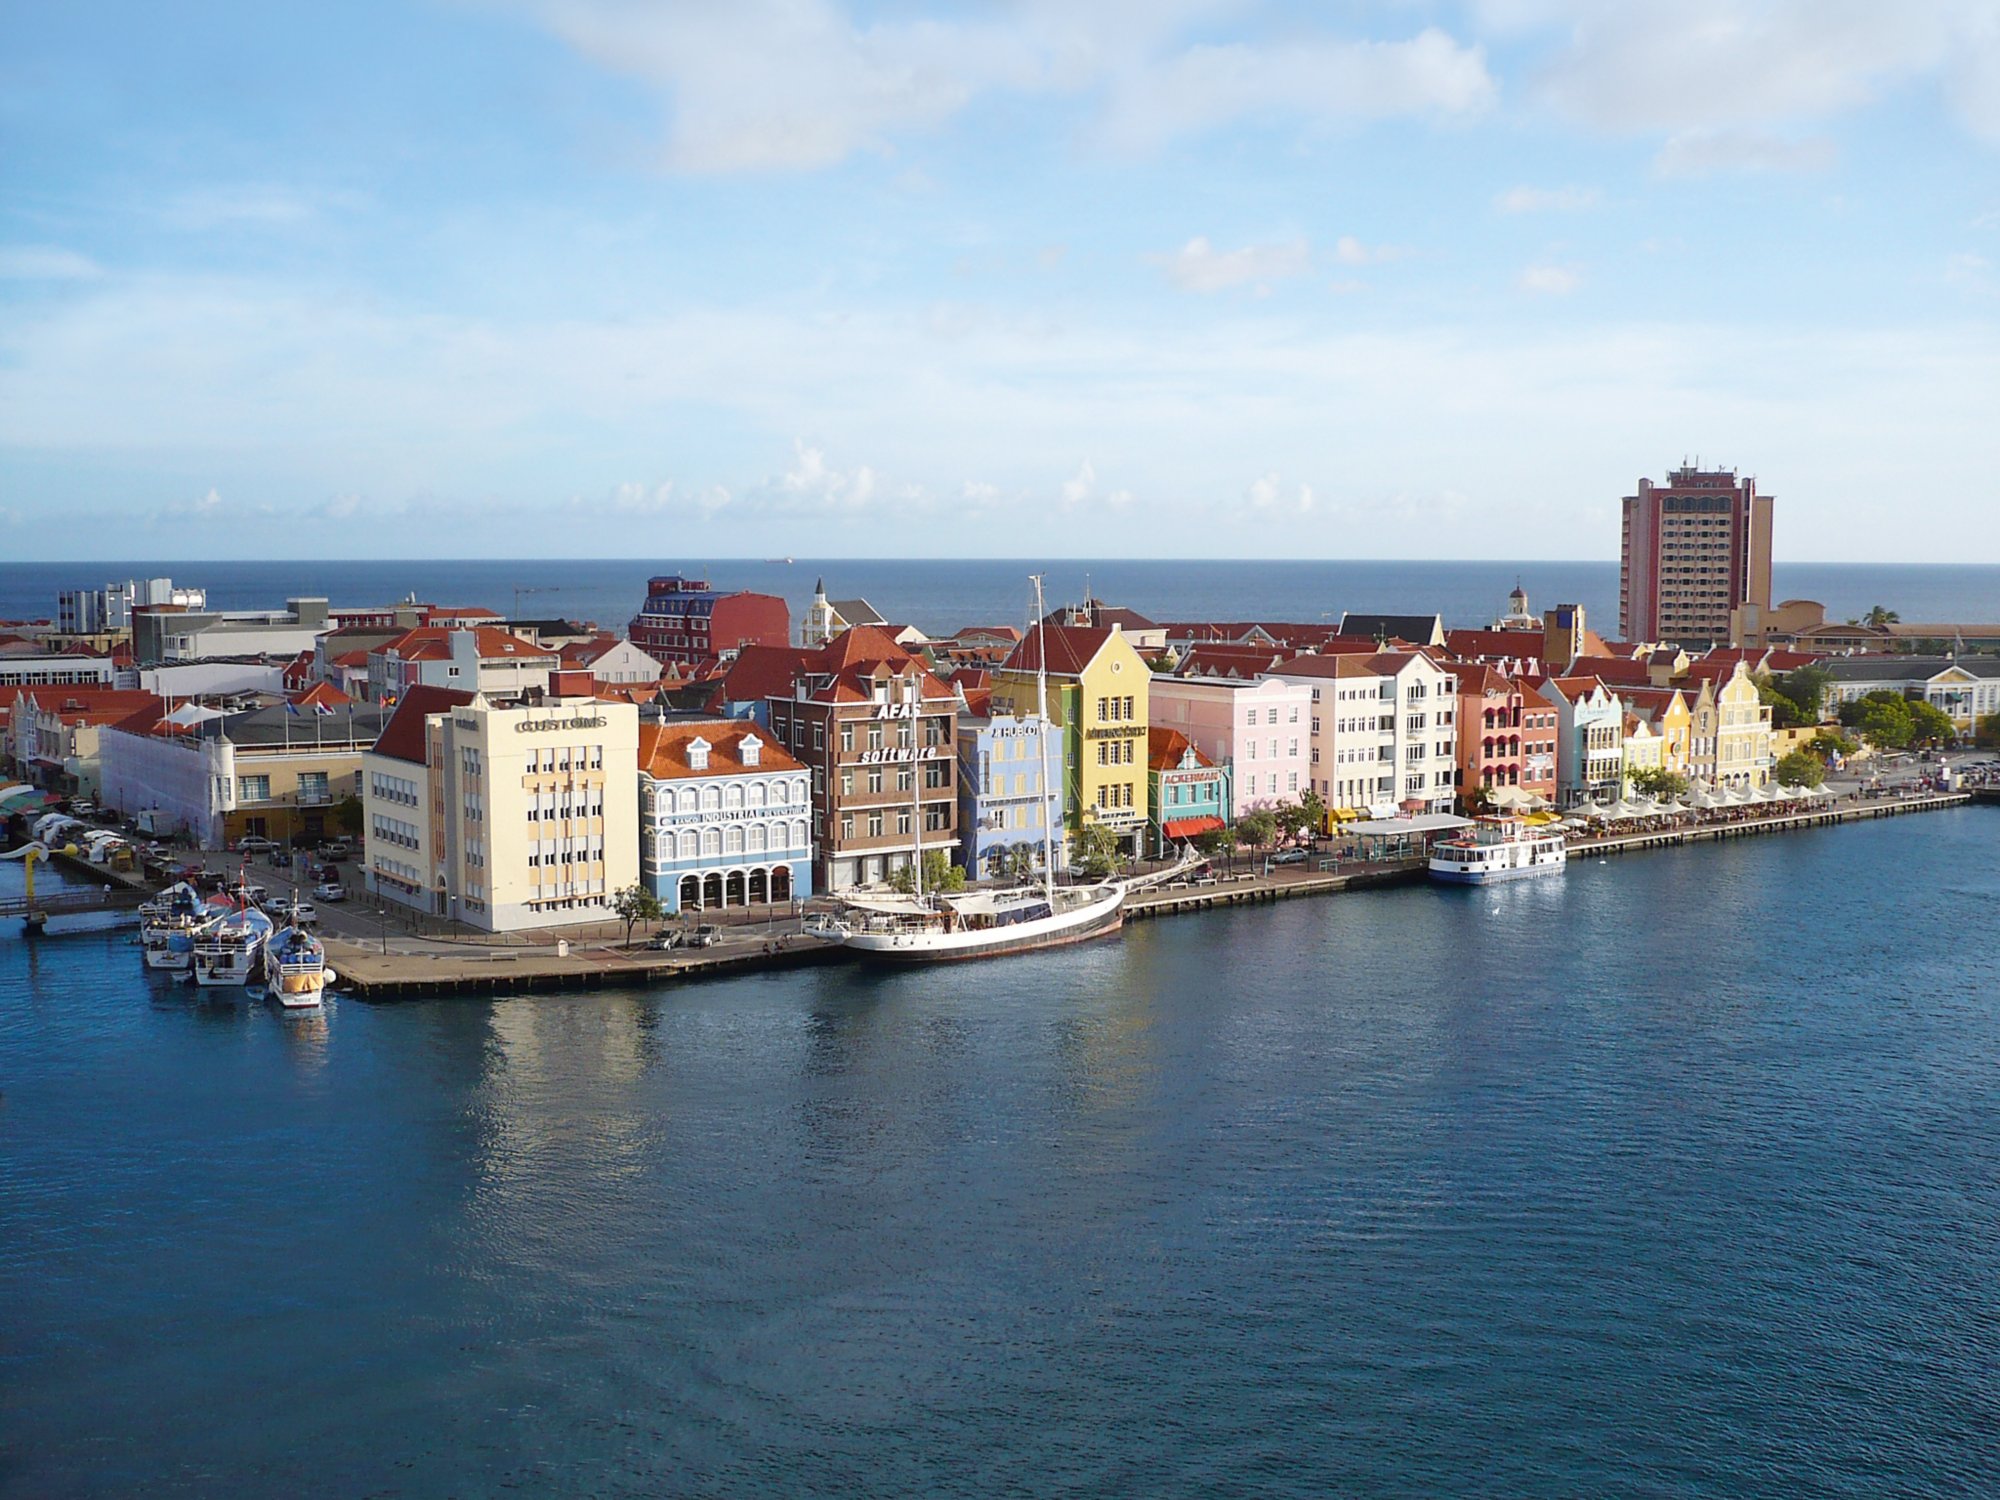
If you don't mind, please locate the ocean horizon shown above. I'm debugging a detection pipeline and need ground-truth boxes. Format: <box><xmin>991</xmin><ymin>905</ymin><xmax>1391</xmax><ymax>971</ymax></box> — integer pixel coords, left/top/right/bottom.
<box><xmin>5</xmin><ymin>558</ymin><xmax>1997</xmax><ymax>643</ymax></box>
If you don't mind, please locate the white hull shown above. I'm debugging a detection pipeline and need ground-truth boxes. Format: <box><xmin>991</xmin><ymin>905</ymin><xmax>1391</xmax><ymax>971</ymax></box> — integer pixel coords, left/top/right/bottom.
<box><xmin>839</xmin><ymin>884</ymin><xmax>1126</xmax><ymax>964</ymax></box>
<box><xmin>194</xmin><ymin>943</ymin><xmax>264</xmax><ymax>987</ymax></box>
<box><xmin>1429</xmin><ymin>833</ymin><xmax>1567</xmax><ymax>884</ymax></box>
<box><xmin>271</xmin><ymin>962</ymin><xmax>333</xmax><ymax>1007</ymax></box>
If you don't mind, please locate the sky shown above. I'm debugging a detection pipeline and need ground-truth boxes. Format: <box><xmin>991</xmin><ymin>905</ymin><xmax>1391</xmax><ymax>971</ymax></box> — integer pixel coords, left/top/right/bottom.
<box><xmin>2</xmin><ymin>0</ymin><xmax>1998</xmax><ymax>563</ymax></box>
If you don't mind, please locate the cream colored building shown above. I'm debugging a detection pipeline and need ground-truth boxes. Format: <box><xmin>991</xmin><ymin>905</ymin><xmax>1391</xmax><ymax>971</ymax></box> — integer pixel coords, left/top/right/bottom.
<box><xmin>363</xmin><ymin>683</ymin><xmax>639</xmax><ymax>931</ymax></box>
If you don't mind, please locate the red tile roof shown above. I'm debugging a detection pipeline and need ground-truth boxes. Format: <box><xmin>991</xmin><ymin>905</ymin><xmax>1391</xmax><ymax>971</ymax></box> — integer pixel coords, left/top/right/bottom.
<box><xmin>288</xmin><ymin>682</ymin><xmax>352</xmax><ymax>710</ymax></box>
<box><xmin>370</xmin><ymin>686</ymin><xmax>476</xmax><ymax>764</ymax></box>
<box><xmin>999</xmin><ymin>624</ymin><xmax>1117</xmax><ymax>676</ymax></box>
<box><xmin>1148</xmin><ymin>725</ymin><xmax>1215</xmax><ymax>771</ymax></box>
<box><xmin>377</xmin><ymin>626</ymin><xmax>553</xmax><ymax>663</ymax></box>
<box><xmin>638</xmin><ymin>718</ymin><xmax>805</xmax><ymax>780</ymax></box>
<box><xmin>11</xmin><ymin>687</ymin><xmax>161</xmax><ymax>728</ymax></box>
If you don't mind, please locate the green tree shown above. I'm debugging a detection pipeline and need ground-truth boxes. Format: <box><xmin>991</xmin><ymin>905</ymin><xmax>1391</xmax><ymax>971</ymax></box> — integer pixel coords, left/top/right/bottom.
<box><xmin>1774</xmin><ymin>749</ymin><xmax>1827</xmax><ymax>788</ymax></box>
<box><xmin>1192</xmin><ymin>825</ymin><xmax>1235</xmax><ymax>863</ymax></box>
<box><xmin>1272</xmin><ymin>800</ymin><xmax>1310</xmax><ymax>843</ymax></box>
<box><xmin>1756</xmin><ymin>677</ymin><xmax>1809</xmax><ymax>730</ymax></box>
<box><xmin>1906</xmin><ymin>699</ymin><xmax>1956</xmax><ymax>745</ymax></box>
<box><xmin>1070</xmin><ymin>822</ymin><xmax>1124</xmax><ymax>879</ymax></box>
<box><xmin>1976</xmin><ymin>712</ymin><xmax>2000</xmax><ymax>750</ymax></box>
<box><xmin>1629</xmin><ymin>767</ymin><xmax>1690</xmax><ymax>799</ymax></box>
<box><xmin>890</xmin><ymin>848</ymin><xmax>967</xmax><ymax>894</ymax></box>
<box><xmin>331</xmin><ymin>795</ymin><xmax>363</xmax><ymax>836</ymax></box>
<box><xmin>1238</xmin><ymin>808</ymin><xmax>1278</xmax><ymax>853</ymax></box>
<box><xmin>1863</xmin><ymin>605</ymin><xmax>1901</xmax><ymax>628</ymax></box>
<box><xmin>1843</xmin><ymin>691</ymin><xmax>1915</xmax><ymax>749</ymax></box>
<box><xmin>610</xmin><ymin>883</ymin><xmax>662</xmax><ymax>946</ymax></box>
<box><xmin>1298</xmin><ymin>787</ymin><xmax>1328</xmax><ymax>836</ymax></box>
<box><xmin>1774</xmin><ymin>665</ymin><xmax>1832</xmax><ymax>722</ymax></box>
<box><xmin>1812</xmin><ymin>728</ymin><xmax>1859</xmax><ymax>759</ymax></box>
<box><xmin>1003</xmin><ymin>843</ymin><xmax>1042</xmax><ymax>883</ymax></box>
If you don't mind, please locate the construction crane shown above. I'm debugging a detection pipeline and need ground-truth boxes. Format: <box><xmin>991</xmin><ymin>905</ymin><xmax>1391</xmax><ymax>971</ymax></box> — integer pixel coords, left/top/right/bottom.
<box><xmin>512</xmin><ymin>585</ymin><xmax>562</xmax><ymax>617</ymax></box>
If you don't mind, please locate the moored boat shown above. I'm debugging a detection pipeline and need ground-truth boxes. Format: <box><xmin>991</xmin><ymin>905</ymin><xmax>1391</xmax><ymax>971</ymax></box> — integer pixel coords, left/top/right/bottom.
<box><xmin>192</xmin><ymin>905</ymin><xmax>274</xmax><ymax>988</ymax></box>
<box><xmin>266</xmin><ymin>925</ymin><xmax>334</xmax><ymax>1008</ymax></box>
<box><xmin>1429</xmin><ymin>815</ymin><xmax>1568</xmax><ymax>884</ymax></box>
<box><xmin>139</xmin><ymin>884</ymin><xmax>229</xmax><ymax>972</ymax></box>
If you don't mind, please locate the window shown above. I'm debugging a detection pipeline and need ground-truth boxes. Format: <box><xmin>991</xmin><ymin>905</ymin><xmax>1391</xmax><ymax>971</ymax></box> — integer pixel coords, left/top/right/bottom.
<box><xmin>840</xmin><ymin>724</ymin><xmax>854</xmax><ymax>752</ymax></box>
<box><xmin>238</xmin><ymin>775</ymin><xmax>270</xmax><ymax>802</ymax></box>
<box><xmin>1266</xmin><ymin>708</ymin><xmax>1278</xmax><ymax>725</ymax></box>
<box><xmin>868</xmin><ymin>812</ymin><xmax>884</xmax><ymax>838</ymax></box>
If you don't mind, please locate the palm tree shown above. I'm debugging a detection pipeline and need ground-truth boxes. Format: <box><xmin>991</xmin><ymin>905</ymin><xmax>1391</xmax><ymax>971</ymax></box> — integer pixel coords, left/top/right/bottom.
<box><xmin>1863</xmin><ymin>605</ymin><xmax>1901</xmax><ymax>628</ymax></box>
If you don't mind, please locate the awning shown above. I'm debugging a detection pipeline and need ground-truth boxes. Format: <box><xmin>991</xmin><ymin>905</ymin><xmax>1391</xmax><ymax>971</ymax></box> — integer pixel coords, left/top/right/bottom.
<box><xmin>1162</xmin><ymin>816</ymin><xmax>1225</xmax><ymax>839</ymax></box>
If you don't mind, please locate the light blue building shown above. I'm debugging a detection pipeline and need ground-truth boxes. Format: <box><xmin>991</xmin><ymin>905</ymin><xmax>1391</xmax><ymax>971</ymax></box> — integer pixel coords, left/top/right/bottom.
<box><xmin>955</xmin><ymin>712</ymin><xmax>1067</xmax><ymax>879</ymax></box>
<box><xmin>639</xmin><ymin>717</ymin><xmax>814</xmax><ymax>913</ymax></box>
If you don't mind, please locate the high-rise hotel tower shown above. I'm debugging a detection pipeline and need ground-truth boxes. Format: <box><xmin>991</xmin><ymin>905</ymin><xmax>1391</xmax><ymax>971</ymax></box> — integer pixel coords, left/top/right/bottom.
<box><xmin>1620</xmin><ymin>465</ymin><xmax>1773</xmax><ymax>646</ymax></box>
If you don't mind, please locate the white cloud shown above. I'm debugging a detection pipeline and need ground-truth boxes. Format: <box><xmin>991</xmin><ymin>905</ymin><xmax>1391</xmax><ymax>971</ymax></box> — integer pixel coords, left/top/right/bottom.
<box><xmin>1333</xmin><ymin>235</ymin><xmax>1407</xmax><ymax>266</ymax></box>
<box><xmin>1478</xmin><ymin>1</ymin><xmax>2000</xmax><ymax>147</ymax></box>
<box><xmin>778</xmin><ymin>440</ymin><xmax>878</xmax><ymax>510</ymax></box>
<box><xmin>1494</xmin><ymin>184</ymin><xmax>1600</xmax><ymax>214</ymax></box>
<box><xmin>0</xmin><ymin>246</ymin><xmax>103</xmax><ymax>280</ymax></box>
<box><xmin>531</xmin><ymin>2</ymin><xmax>1494</xmax><ymax>171</ymax></box>
<box><xmin>1156</xmin><ymin>235</ymin><xmax>1311</xmax><ymax>293</ymax></box>
<box><xmin>322</xmin><ymin>493</ymin><xmax>361</xmax><ymax>521</ymax></box>
<box><xmin>1245</xmin><ymin>472</ymin><xmax>1315</xmax><ymax>514</ymax></box>
<box><xmin>162</xmin><ymin>185</ymin><xmax>360</xmax><ymax>230</ymax></box>
<box><xmin>1654</xmin><ymin>130</ymin><xmax>1835</xmax><ymax>178</ymax></box>
<box><xmin>1060</xmin><ymin>458</ymin><xmax>1096</xmax><ymax>507</ymax></box>
<box><xmin>1519</xmin><ymin>263</ymin><xmax>1580</xmax><ymax>295</ymax></box>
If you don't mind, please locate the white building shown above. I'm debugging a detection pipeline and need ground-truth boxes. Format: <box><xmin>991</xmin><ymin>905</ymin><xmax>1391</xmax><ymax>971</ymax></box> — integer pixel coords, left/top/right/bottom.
<box><xmin>363</xmin><ymin>683</ymin><xmax>639</xmax><ymax>931</ymax></box>
<box><xmin>57</xmin><ymin>577</ymin><xmax>206</xmax><ymax>634</ymax></box>
<box><xmin>1267</xmin><ymin>649</ymin><xmax>1459</xmax><ymax>816</ymax></box>
<box><xmin>1821</xmin><ymin>656</ymin><xmax>2000</xmax><ymax>736</ymax></box>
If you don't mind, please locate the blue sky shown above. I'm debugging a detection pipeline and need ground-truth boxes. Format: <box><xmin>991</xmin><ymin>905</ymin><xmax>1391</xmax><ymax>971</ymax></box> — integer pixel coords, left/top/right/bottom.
<box><xmin>3</xmin><ymin>0</ymin><xmax>1997</xmax><ymax>562</ymax></box>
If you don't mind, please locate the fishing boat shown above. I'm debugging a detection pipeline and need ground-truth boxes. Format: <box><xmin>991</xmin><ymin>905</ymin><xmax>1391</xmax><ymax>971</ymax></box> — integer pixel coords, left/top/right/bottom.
<box><xmin>192</xmin><ymin>904</ymin><xmax>274</xmax><ymax>988</ymax></box>
<box><xmin>835</xmin><ymin>574</ymin><xmax>1131</xmax><ymax>965</ymax></box>
<box><xmin>1428</xmin><ymin>815</ymin><xmax>1568</xmax><ymax>885</ymax></box>
<box><xmin>138</xmin><ymin>883</ymin><xmax>227</xmax><ymax>972</ymax></box>
<box><xmin>266</xmin><ymin>924</ymin><xmax>335</xmax><ymax>1008</ymax></box>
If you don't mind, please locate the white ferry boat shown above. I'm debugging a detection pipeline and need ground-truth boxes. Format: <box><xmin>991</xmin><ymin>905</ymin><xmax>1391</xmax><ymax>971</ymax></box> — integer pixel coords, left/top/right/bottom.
<box><xmin>1428</xmin><ymin>815</ymin><xmax>1568</xmax><ymax>885</ymax></box>
<box><xmin>192</xmin><ymin>906</ymin><xmax>274</xmax><ymax>988</ymax></box>
<box><xmin>266</xmin><ymin>925</ymin><xmax>335</xmax><ymax>1007</ymax></box>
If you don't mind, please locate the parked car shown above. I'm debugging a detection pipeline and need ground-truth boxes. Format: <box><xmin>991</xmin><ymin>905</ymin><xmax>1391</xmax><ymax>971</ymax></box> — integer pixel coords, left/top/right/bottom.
<box><xmin>236</xmin><ymin>835</ymin><xmax>276</xmax><ymax>852</ymax></box>
<box><xmin>1269</xmin><ymin>847</ymin><xmax>1311</xmax><ymax>866</ymax></box>
<box><xmin>290</xmin><ymin>903</ymin><xmax>319</xmax><ymax>926</ymax></box>
<box><xmin>318</xmin><ymin>841</ymin><xmax>351</xmax><ymax>861</ymax></box>
<box><xmin>313</xmin><ymin>881</ymin><xmax>347</xmax><ymax>903</ymax></box>
<box><xmin>268</xmin><ymin>896</ymin><xmax>296</xmax><ymax>918</ymax></box>
<box><xmin>687</xmin><ymin>924</ymin><xmax>721</xmax><ymax>949</ymax></box>
<box><xmin>646</xmin><ymin>930</ymin><xmax>681</xmax><ymax>951</ymax></box>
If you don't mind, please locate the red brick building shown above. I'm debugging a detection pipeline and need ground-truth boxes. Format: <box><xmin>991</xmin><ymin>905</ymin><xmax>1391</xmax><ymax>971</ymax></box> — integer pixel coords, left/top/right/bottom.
<box><xmin>627</xmin><ymin>575</ymin><xmax>791</xmax><ymax>671</ymax></box>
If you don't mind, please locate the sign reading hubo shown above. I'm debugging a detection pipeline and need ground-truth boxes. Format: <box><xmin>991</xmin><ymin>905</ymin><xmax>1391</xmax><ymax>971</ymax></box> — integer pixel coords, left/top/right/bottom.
<box><xmin>514</xmin><ymin>714</ymin><xmax>608</xmax><ymax>734</ymax></box>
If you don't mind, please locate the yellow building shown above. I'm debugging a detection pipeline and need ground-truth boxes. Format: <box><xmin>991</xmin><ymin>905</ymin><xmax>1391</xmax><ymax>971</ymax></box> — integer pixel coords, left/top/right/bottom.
<box><xmin>1620</xmin><ymin>714</ymin><xmax>1664</xmax><ymax>794</ymax></box>
<box><xmin>1621</xmin><ymin>687</ymin><xmax>1693</xmax><ymax>780</ymax></box>
<box><xmin>992</xmin><ymin>623</ymin><xmax>1151</xmax><ymax>855</ymax></box>
<box><xmin>1685</xmin><ymin>661</ymin><xmax>1774</xmax><ymax>789</ymax></box>
<box><xmin>363</xmin><ymin>682</ymin><xmax>639</xmax><ymax>930</ymax></box>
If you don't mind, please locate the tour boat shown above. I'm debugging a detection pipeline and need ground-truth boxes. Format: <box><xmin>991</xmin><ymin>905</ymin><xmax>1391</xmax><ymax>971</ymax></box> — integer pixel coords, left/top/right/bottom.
<box><xmin>266</xmin><ymin>925</ymin><xmax>335</xmax><ymax>1008</ymax></box>
<box><xmin>139</xmin><ymin>884</ymin><xmax>228</xmax><ymax>972</ymax></box>
<box><xmin>835</xmin><ymin>573</ymin><xmax>1130</xmax><ymax>965</ymax></box>
<box><xmin>1428</xmin><ymin>815</ymin><xmax>1568</xmax><ymax>885</ymax></box>
<box><xmin>192</xmin><ymin>905</ymin><xmax>274</xmax><ymax>988</ymax></box>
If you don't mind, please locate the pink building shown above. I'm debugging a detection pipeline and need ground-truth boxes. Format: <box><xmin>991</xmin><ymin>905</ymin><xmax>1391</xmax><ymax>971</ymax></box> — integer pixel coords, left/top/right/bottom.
<box><xmin>1148</xmin><ymin>675</ymin><xmax>1314</xmax><ymax>817</ymax></box>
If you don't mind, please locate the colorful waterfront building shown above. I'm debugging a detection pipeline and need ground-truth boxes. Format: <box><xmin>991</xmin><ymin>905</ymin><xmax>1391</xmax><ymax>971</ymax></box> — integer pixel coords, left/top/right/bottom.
<box><xmin>1148</xmin><ymin>673</ymin><xmax>1313</xmax><ymax>817</ymax></box>
<box><xmin>991</xmin><ymin>624</ymin><xmax>1152</xmax><ymax>857</ymax></box>
<box><xmin>764</xmin><ymin>627</ymin><xmax>961</xmax><ymax>893</ymax></box>
<box><xmin>1542</xmin><ymin>676</ymin><xmax>1626</xmax><ymax>807</ymax></box>
<box><xmin>1267</xmin><ymin>650</ymin><xmax>1458</xmax><ymax>817</ymax></box>
<box><xmin>1453</xmin><ymin>664</ymin><xmax>1533</xmax><ymax>806</ymax></box>
<box><xmin>1148</xmin><ymin>728</ymin><xmax>1230</xmax><ymax>855</ymax></box>
<box><xmin>1681</xmin><ymin>659</ymin><xmax>1774</xmax><ymax>788</ymax></box>
<box><xmin>1621</xmin><ymin>714</ymin><xmax>1665</xmax><ymax>794</ymax></box>
<box><xmin>1619</xmin><ymin>687</ymin><xmax>1693</xmax><ymax>780</ymax></box>
<box><xmin>638</xmin><ymin>717</ymin><xmax>811</xmax><ymax>913</ymax></box>
<box><xmin>955</xmin><ymin>711</ymin><xmax>1065</xmax><ymax>879</ymax></box>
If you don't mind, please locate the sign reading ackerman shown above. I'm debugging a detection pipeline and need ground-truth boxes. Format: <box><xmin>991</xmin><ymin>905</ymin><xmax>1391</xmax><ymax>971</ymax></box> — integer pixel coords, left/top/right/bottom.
<box><xmin>515</xmin><ymin>714</ymin><xmax>608</xmax><ymax>734</ymax></box>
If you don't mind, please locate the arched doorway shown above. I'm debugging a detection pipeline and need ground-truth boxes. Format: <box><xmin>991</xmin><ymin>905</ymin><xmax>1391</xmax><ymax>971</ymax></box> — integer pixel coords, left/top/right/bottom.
<box><xmin>747</xmin><ymin>867</ymin><xmax>769</xmax><ymax>904</ymax></box>
<box><xmin>678</xmin><ymin>874</ymin><xmax>700</xmax><ymax>912</ymax></box>
<box><xmin>772</xmin><ymin>865</ymin><xmax>792</xmax><ymax>902</ymax></box>
<box><xmin>701</xmin><ymin>872</ymin><xmax>724</xmax><ymax>908</ymax></box>
<box><xmin>724</xmin><ymin>870</ymin><xmax>747</xmax><ymax>906</ymax></box>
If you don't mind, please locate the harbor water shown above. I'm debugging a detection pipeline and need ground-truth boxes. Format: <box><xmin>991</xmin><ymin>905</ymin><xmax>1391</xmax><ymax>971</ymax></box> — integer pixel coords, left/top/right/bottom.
<box><xmin>4</xmin><ymin>810</ymin><xmax>1998</xmax><ymax>1496</ymax></box>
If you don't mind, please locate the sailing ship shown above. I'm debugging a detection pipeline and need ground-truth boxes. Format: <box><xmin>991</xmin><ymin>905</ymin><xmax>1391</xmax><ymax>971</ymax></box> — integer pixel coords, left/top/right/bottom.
<box><xmin>834</xmin><ymin>574</ymin><xmax>1132</xmax><ymax>964</ymax></box>
<box><xmin>1428</xmin><ymin>815</ymin><xmax>1568</xmax><ymax>885</ymax></box>
<box><xmin>192</xmin><ymin>904</ymin><xmax>274</xmax><ymax>988</ymax></box>
<box><xmin>266</xmin><ymin>925</ymin><xmax>335</xmax><ymax>1007</ymax></box>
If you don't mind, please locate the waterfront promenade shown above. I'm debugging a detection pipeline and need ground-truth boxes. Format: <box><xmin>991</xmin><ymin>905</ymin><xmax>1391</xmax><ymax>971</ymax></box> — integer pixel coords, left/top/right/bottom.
<box><xmin>313</xmin><ymin>785</ymin><xmax>1969</xmax><ymax>999</ymax></box>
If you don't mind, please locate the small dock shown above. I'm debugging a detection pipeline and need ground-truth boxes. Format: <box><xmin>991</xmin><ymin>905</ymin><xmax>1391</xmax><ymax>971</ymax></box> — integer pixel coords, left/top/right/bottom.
<box><xmin>325</xmin><ymin>932</ymin><xmax>847</xmax><ymax>1000</ymax></box>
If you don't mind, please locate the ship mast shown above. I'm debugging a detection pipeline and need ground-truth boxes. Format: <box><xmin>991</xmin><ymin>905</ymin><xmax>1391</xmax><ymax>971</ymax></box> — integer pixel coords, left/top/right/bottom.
<box><xmin>910</xmin><ymin>669</ymin><xmax>925</xmax><ymax>900</ymax></box>
<box><xmin>1031</xmin><ymin>573</ymin><xmax>1056</xmax><ymax>905</ymax></box>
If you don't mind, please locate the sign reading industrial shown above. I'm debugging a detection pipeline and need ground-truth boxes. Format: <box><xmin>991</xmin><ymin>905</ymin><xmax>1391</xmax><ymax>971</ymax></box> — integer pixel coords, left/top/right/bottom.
<box><xmin>515</xmin><ymin>715</ymin><xmax>608</xmax><ymax>734</ymax></box>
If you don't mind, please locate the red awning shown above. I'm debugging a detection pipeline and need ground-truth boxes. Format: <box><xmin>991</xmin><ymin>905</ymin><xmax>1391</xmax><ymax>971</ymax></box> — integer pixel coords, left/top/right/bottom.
<box><xmin>1162</xmin><ymin>816</ymin><xmax>1225</xmax><ymax>839</ymax></box>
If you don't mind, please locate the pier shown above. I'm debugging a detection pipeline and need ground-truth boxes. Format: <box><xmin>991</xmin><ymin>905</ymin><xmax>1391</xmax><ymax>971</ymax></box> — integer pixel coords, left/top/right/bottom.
<box><xmin>315</xmin><ymin>788</ymin><xmax>1976</xmax><ymax>1000</ymax></box>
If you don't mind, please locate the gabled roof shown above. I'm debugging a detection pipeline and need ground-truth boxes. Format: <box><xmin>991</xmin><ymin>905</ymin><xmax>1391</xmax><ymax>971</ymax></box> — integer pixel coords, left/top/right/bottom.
<box><xmin>370</xmin><ymin>686</ymin><xmax>476</xmax><ymax>764</ymax></box>
<box><xmin>12</xmin><ymin>687</ymin><xmax>161</xmax><ymax>728</ymax></box>
<box><xmin>1339</xmin><ymin>612</ymin><xmax>1445</xmax><ymax>646</ymax></box>
<box><xmin>639</xmin><ymin>718</ymin><xmax>805</xmax><ymax>780</ymax></box>
<box><xmin>828</xmin><ymin>598</ymin><xmax>886</xmax><ymax>627</ymax></box>
<box><xmin>1268</xmin><ymin>651</ymin><xmax>1390</xmax><ymax>681</ymax></box>
<box><xmin>1443</xmin><ymin>628</ymin><xmax>1551</xmax><ymax>665</ymax></box>
<box><xmin>793</xmin><ymin>627</ymin><xmax>954</xmax><ymax>703</ymax></box>
<box><xmin>1453</xmin><ymin>663</ymin><xmax>1520</xmax><ymax>696</ymax></box>
<box><xmin>1148</xmin><ymin>725</ymin><xmax>1215</xmax><ymax>771</ymax></box>
<box><xmin>1175</xmin><ymin>645</ymin><xmax>1288</xmax><ymax>679</ymax></box>
<box><xmin>999</xmin><ymin>624</ymin><xmax>1120</xmax><ymax>677</ymax></box>
<box><xmin>1567</xmin><ymin>654</ymin><xmax>1657</xmax><ymax>687</ymax></box>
